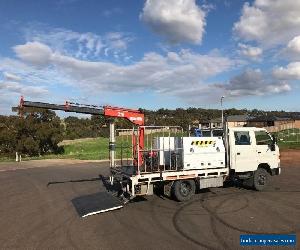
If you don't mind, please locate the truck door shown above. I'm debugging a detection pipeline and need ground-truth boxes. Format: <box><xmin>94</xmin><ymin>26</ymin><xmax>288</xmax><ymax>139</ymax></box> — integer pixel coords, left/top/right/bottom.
<box><xmin>254</xmin><ymin>130</ymin><xmax>278</xmax><ymax>168</ymax></box>
<box><xmin>230</xmin><ymin>130</ymin><xmax>257</xmax><ymax>172</ymax></box>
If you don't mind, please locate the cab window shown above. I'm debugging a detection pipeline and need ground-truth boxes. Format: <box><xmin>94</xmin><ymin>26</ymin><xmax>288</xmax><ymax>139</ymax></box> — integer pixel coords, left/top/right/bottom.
<box><xmin>234</xmin><ymin>131</ymin><xmax>251</xmax><ymax>145</ymax></box>
<box><xmin>255</xmin><ymin>131</ymin><xmax>272</xmax><ymax>145</ymax></box>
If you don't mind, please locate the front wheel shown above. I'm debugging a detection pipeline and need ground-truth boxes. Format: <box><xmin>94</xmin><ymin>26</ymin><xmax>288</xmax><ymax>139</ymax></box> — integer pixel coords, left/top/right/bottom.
<box><xmin>172</xmin><ymin>180</ymin><xmax>196</xmax><ymax>201</ymax></box>
<box><xmin>253</xmin><ymin>168</ymin><xmax>270</xmax><ymax>191</ymax></box>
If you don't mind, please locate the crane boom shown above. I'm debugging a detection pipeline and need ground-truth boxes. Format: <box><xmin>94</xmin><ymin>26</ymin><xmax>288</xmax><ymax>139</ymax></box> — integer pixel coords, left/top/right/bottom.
<box><xmin>20</xmin><ymin>100</ymin><xmax>105</xmax><ymax>115</ymax></box>
<box><xmin>16</xmin><ymin>96</ymin><xmax>144</xmax><ymax>126</ymax></box>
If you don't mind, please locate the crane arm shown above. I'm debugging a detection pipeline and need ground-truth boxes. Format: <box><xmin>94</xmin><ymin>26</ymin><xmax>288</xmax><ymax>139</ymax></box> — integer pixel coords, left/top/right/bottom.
<box><xmin>16</xmin><ymin>96</ymin><xmax>144</xmax><ymax>126</ymax></box>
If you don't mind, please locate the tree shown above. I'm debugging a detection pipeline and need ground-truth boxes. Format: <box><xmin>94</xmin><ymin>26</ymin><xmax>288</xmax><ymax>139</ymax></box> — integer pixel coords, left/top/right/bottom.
<box><xmin>0</xmin><ymin>110</ymin><xmax>64</xmax><ymax>157</ymax></box>
<box><xmin>0</xmin><ymin>116</ymin><xmax>18</xmax><ymax>156</ymax></box>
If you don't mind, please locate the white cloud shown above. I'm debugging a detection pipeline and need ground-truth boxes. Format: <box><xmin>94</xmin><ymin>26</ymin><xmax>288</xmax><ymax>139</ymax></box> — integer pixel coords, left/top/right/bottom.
<box><xmin>14</xmin><ymin>42</ymin><xmax>53</xmax><ymax>66</ymax></box>
<box><xmin>273</xmin><ymin>62</ymin><xmax>300</xmax><ymax>80</ymax></box>
<box><xmin>0</xmin><ymin>81</ymin><xmax>48</xmax><ymax>96</ymax></box>
<box><xmin>140</xmin><ymin>0</ymin><xmax>206</xmax><ymax>44</ymax></box>
<box><xmin>50</xmin><ymin>48</ymin><xmax>234</xmax><ymax>93</ymax></box>
<box><xmin>0</xmin><ymin>57</ymin><xmax>69</xmax><ymax>87</ymax></box>
<box><xmin>216</xmin><ymin>69</ymin><xmax>291</xmax><ymax>97</ymax></box>
<box><xmin>162</xmin><ymin>69</ymin><xmax>291</xmax><ymax>104</ymax></box>
<box><xmin>281</xmin><ymin>36</ymin><xmax>300</xmax><ymax>60</ymax></box>
<box><xmin>238</xmin><ymin>43</ymin><xmax>262</xmax><ymax>60</ymax></box>
<box><xmin>233</xmin><ymin>0</ymin><xmax>300</xmax><ymax>47</ymax></box>
<box><xmin>0</xmin><ymin>70</ymin><xmax>48</xmax><ymax>99</ymax></box>
<box><xmin>3</xmin><ymin>39</ymin><xmax>292</xmax><ymax>107</ymax></box>
<box><xmin>102</xmin><ymin>8</ymin><xmax>122</xmax><ymax>17</ymax></box>
<box><xmin>0</xmin><ymin>92</ymin><xmax>18</xmax><ymax>114</ymax></box>
<box><xmin>3</xmin><ymin>72</ymin><xmax>21</xmax><ymax>82</ymax></box>
<box><xmin>103</xmin><ymin>32</ymin><xmax>133</xmax><ymax>55</ymax></box>
<box><xmin>5</xmin><ymin>41</ymin><xmax>235</xmax><ymax>101</ymax></box>
<box><xmin>286</xmin><ymin>36</ymin><xmax>300</xmax><ymax>53</ymax></box>
<box><xmin>23</xmin><ymin>25</ymin><xmax>134</xmax><ymax>61</ymax></box>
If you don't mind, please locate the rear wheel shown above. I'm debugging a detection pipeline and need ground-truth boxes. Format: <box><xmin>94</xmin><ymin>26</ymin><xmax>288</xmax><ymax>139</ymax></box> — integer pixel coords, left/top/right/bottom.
<box><xmin>253</xmin><ymin>168</ymin><xmax>270</xmax><ymax>191</ymax></box>
<box><xmin>172</xmin><ymin>180</ymin><xmax>196</xmax><ymax>201</ymax></box>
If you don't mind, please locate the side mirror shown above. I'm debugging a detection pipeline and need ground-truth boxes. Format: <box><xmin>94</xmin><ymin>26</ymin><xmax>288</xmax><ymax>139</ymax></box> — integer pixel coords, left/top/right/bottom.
<box><xmin>270</xmin><ymin>143</ymin><xmax>276</xmax><ymax>151</ymax></box>
<box><xmin>270</xmin><ymin>135</ymin><xmax>276</xmax><ymax>151</ymax></box>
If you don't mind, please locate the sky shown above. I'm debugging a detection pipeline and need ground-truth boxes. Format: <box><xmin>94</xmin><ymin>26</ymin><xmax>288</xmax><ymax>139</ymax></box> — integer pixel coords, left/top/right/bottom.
<box><xmin>0</xmin><ymin>0</ymin><xmax>300</xmax><ymax>115</ymax></box>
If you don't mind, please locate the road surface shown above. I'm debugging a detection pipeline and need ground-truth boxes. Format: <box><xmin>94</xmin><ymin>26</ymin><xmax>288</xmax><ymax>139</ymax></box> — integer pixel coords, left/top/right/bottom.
<box><xmin>0</xmin><ymin>160</ymin><xmax>299</xmax><ymax>249</ymax></box>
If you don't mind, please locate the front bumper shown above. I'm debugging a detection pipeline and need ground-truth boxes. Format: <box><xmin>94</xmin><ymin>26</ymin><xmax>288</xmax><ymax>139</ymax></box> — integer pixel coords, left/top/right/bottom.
<box><xmin>271</xmin><ymin>165</ymin><xmax>281</xmax><ymax>176</ymax></box>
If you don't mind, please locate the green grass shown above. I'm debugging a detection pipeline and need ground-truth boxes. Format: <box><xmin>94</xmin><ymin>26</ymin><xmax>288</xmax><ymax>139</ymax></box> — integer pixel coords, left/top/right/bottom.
<box><xmin>0</xmin><ymin>157</ymin><xmax>15</xmax><ymax>162</ymax></box>
<box><xmin>0</xmin><ymin>137</ymin><xmax>111</xmax><ymax>162</ymax></box>
<box><xmin>63</xmin><ymin>137</ymin><xmax>109</xmax><ymax>160</ymax></box>
<box><xmin>41</xmin><ymin>136</ymin><xmax>132</xmax><ymax>161</ymax></box>
<box><xmin>278</xmin><ymin>142</ymin><xmax>300</xmax><ymax>150</ymax></box>
<box><xmin>274</xmin><ymin>129</ymin><xmax>300</xmax><ymax>149</ymax></box>
<box><xmin>276</xmin><ymin>128</ymin><xmax>300</xmax><ymax>141</ymax></box>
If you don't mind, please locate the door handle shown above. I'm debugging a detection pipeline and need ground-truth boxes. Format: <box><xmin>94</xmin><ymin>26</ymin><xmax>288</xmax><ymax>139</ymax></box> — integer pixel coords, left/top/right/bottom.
<box><xmin>258</xmin><ymin>151</ymin><xmax>261</xmax><ymax>154</ymax></box>
<box><xmin>237</xmin><ymin>152</ymin><xmax>240</xmax><ymax>155</ymax></box>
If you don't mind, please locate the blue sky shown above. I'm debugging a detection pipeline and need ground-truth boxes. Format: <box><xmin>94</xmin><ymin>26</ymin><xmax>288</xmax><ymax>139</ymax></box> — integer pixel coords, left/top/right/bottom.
<box><xmin>0</xmin><ymin>0</ymin><xmax>299</xmax><ymax>114</ymax></box>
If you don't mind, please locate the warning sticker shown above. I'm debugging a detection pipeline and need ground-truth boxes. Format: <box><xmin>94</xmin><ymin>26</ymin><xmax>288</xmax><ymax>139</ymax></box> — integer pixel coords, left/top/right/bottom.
<box><xmin>191</xmin><ymin>140</ymin><xmax>216</xmax><ymax>147</ymax></box>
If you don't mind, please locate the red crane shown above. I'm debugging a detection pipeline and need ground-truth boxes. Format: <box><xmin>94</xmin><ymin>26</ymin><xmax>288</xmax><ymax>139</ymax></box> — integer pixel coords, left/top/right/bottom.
<box><xmin>16</xmin><ymin>96</ymin><xmax>145</xmax><ymax>167</ymax></box>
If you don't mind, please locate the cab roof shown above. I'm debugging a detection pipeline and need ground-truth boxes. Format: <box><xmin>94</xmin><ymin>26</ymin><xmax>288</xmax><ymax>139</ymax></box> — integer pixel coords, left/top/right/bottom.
<box><xmin>228</xmin><ymin>127</ymin><xmax>266</xmax><ymax>132</ymax></box>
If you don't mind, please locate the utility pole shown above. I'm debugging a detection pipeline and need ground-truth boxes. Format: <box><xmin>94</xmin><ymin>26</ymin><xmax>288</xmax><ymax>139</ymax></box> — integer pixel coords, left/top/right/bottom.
<box><xmin>221</xmin><ymin>96</ymin><xmax>225</xmax><ymax>128</ymax></box>
<box><xmin>109</xmin><ymin>119</ymin><xmax>115</xmax><ymax>168</ymax></box>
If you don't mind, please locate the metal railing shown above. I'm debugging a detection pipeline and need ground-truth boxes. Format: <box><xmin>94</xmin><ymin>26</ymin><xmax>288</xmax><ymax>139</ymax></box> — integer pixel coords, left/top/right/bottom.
<box><xmin>138</xmin><ymin>126</ymin><xmax>184</xmax><ymax>174</ymax></box>
<box><xmin>115</xmin><ymin>128</ymin><xmax>136</xmax><ymax>166</ymax></box>
<box><xmin>115</xmin><ymin>126</ymin><xmax>184</xmax><ymax>174</ymax></box>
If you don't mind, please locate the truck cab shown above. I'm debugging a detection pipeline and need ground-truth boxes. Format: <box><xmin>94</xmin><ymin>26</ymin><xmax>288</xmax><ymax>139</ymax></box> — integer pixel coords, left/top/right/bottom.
<box><xmin>228</xmin><ymin>127</ymin><xmax>280</xmax><ymax>190</ymax></box>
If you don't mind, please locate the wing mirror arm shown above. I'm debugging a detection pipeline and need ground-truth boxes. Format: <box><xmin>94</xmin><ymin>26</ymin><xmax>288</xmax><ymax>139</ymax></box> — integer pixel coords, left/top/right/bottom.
<box><xmin>270</xmin><ymin>135</ymin><xmax>276</xmax><ymax>151</ymax></box>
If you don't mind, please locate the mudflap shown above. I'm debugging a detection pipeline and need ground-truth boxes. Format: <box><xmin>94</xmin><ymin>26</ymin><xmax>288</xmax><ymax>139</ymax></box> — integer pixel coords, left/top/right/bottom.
<box><xmin>72</xmin><ymin>191</ymin><xmax>124</xmax><ymax>218</ymax></box>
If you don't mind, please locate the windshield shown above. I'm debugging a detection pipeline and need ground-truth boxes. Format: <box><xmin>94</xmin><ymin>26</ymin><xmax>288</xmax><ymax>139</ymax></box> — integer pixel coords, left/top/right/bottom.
<box><xmin>255</xmin><ymin>130</ymin><xmax>273</xmax><ymax>145</ymax></box>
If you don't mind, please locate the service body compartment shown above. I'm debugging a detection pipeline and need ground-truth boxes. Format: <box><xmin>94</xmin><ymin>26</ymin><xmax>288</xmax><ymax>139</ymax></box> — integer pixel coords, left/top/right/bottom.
<box><xmin>153</xmin><ymin>136</ymin><xmax>225</xmax><ymax>170</ymax></box>
<box><xmin>180</xmin><ymin>137</ymin><xmax>225</xmax><ymax>170</ymax></box>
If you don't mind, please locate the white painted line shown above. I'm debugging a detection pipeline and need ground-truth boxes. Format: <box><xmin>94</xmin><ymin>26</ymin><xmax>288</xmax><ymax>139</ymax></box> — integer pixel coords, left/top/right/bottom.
<box><xmin>0</xmin><ymin>167</ymin><xmax>31</xmax><ymax>172</ymax></box>
<box><xmin>81</xmin><ymin>205</ymin><xmax>123</xmax><ymax>217</ymax></box>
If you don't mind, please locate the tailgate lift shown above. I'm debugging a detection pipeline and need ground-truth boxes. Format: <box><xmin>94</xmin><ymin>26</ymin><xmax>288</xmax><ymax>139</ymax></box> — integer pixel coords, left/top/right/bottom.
<box><xmin>72</xmin><ymin>192</ymin><xmax>124</xmax><ymax>217</ymax></box>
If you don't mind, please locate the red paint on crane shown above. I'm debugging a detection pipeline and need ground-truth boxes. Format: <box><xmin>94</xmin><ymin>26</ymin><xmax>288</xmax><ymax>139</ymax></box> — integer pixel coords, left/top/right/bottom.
<box><xmin>103</xmin><ymin>106</ymin><xmax>144</xmax><ymax>126</ymax></box>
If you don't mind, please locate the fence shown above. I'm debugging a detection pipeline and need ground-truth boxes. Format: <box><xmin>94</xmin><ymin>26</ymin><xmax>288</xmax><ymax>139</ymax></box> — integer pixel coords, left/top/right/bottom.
<box><xmin>264</xmin><ymin>122</ymin><xmax>295</xmax><ymax>133</ymax></box>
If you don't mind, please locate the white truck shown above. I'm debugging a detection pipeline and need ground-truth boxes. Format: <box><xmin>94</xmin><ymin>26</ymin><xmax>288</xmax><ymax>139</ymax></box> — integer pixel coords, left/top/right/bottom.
<box><xmin>15</xmin><ymin>98</ymin><xmax>281</xmax><ymax>216</ymax></box>
<box><xmin>111</xmin><ymin>126</ymin><xmax>280</xmax><ymax>202</ymax></box>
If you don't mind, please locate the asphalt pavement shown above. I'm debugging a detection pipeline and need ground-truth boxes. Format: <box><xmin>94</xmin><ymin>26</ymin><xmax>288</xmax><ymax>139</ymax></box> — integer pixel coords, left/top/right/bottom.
<box><xmin>0</xmin><ymin>161</ymin><xmax>299</xmax><ymax>250</ymax></box>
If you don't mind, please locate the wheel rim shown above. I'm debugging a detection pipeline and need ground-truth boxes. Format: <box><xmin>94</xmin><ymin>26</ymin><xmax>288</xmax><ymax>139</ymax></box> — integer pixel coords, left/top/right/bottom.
<box><xmin>180</xmin><ymin>182</ymin><xmax>191</xmax><ymax>197</ymax></box>
<box><xmin>258</xmin><ymin>173</ymin><xmax>266</xmax><ymax>185</ymax></box>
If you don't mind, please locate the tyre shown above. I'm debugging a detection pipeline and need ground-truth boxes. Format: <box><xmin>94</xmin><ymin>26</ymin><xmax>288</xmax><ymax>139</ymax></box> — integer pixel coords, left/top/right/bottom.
<box><xmin>172</xmin><ymin>180</ymin><xmax>196</xmax><ymax>202</ymax></box>
<box><xmin>253</xmin><ymin>168</ymin><xmax>270</xmax><ymax>191</ymax></box>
